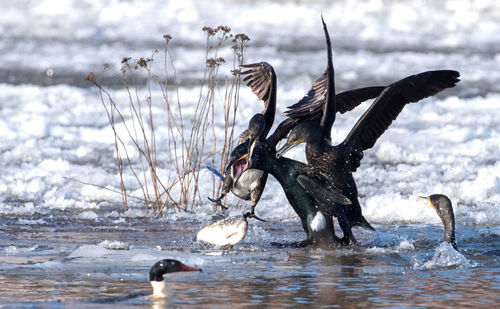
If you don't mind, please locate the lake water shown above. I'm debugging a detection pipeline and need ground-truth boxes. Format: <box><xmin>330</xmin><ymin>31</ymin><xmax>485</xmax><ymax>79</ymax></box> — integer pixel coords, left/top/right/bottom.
<box><xmin>1</xmin><ymin>0</ymin><xmax>500</xmax><ymax>307</ymax></box>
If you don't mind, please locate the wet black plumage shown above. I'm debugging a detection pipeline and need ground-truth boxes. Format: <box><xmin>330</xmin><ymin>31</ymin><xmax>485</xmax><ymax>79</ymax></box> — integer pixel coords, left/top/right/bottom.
<box><xmin>248</xmin><ymin>139</ymin><xmax>355</xmax><ymax>247</ymax></box>
<box><xmin>419</xmin><ymin>194</ymin><xmax>457</xmax><ymax>250</ymax></box>
<box><xmin>278</xmin><ymin>67</ymin><xmax>460</xmax><ymax>230</ymax></box>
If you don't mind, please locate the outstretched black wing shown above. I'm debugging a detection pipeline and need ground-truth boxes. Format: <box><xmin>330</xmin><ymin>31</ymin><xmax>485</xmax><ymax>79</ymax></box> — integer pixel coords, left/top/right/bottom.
<box><xmin>342</xmin><ymin>70</ymin><xmax>460</xmax><ymax>162</ymax></box>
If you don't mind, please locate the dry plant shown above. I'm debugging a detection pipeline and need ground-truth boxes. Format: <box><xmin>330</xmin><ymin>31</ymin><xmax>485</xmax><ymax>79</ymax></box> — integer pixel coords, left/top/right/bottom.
<box><xmin>86</xmin><ymin>26</ymin><xmax>250</xmax><ymax>216</ymax></box>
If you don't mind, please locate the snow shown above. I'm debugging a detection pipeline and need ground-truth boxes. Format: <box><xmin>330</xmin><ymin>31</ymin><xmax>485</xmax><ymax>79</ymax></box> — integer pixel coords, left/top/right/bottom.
<box><xmin>0</xmin><ymin>0</ymin><xmax>499</xmax><ymax>228</ymax></box>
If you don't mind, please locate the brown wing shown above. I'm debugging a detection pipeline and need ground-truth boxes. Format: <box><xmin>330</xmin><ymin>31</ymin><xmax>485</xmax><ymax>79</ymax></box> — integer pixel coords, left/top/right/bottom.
<box><xmin>240</xmin><ymin>62</ymin><xmax>276</xmax><ymax>110</ymax></box>
<box><xmin>343</xmin><ymin>70</ymin><xmax>460</xmax><ymax>158</ymax></box>
<box><xmin>285</xmin><ymin>71</ymin><xmax>327</xmax><ymax>121</ymax></box>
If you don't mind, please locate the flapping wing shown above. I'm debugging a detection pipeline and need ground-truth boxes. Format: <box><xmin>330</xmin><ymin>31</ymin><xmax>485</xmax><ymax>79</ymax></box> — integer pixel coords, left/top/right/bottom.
<box><xmin>240</xmin><ymin>62</ymin><xmax>276</xmax><ymax>110</ymax></box>
<box><xmin>336</xmin><ymin>86</ymin><xmax>386</xmax><ymax>114</ymax></box>
<box><xmin>285</xmin><ymin>71</ymin><xmax>328</xmax><ymax>121</ymax></box>
<box><xmin>343</xmin><ymin>70</ymin><xmax>460</xmax><ymax>160</ymax></box>
<box><xmin>285</xmin><ymin>80</ymin><xmax>385</xmax><ymax>122</ymax></box>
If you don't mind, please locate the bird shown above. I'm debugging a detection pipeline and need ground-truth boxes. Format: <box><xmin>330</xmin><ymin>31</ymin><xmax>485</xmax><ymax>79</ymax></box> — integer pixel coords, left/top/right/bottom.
<box><xmin>277</xmin><ymin>69</ymin><xmax>461</xmax><ymax>231</ymax></box>
<box><xmin>418</xmin><ymin>194</ymin><xmax>457</xmax><ymax>250</ymax></box>
<box><xmin>209</xmin><ymin>21</ymin><xmax>385</xmax><ymax>218</ymax></box>
<box><xmin>208</xmin><ymin>62</ymin><xmax>277</xmax><ymax>216</ymax></box>
<box><xmin>149</xmin><ymin>259</ymin><xmax>201</xmax><ymax>298</ymax></box>
<box><xmin>247</xmin><ymin>138</ymin><xmax>355</xmax><ymax>247</ymax></box>
<box><xmin>419</xmin><ymin>194</ymin><xmax>500</xmax><ymax>257</ymax></box>
<box><xmin>195</xmin><ymin>212</ymin><xmax>265</xmax><ymax>247</ymax></box>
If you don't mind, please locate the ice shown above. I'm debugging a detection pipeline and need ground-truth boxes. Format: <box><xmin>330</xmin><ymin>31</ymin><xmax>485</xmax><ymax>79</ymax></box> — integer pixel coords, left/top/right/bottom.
<box><xmin>0</xmin><ymin>0</ymin><xmax>498</xmax><ymax>255</ymax></box>
<box><xmin>99</xmin><ymin>240</ymin><xmax>130</xmax><ymax>250</ymax></box>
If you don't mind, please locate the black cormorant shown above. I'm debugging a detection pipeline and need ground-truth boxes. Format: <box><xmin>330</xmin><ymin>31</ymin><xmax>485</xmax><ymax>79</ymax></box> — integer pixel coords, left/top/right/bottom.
<box><xmin>418</xmin><ymin>194</ymin><xmax>457</xmax><ymax>250</ymax></box>
<box><xmin>419</xmin><ymin>194</ymin><xmax>500</xmax><ymax>256</ymax></box>
<box><xmin>248</xmin><ymin>139</ymin><xmax>355</xmax><ymax>247</ymax></box>
<box><xmin>209</xmin><ymin>20</ymin><xmax>385</xmax><ymax>217</ymax></box>
<box><xmin>277</xmin><ymin>70</ymin><xmax>460</xmax><ymax>230</ymax></box>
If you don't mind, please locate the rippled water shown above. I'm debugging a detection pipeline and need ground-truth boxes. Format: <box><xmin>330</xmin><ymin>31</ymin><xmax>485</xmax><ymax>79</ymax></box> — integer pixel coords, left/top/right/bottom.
<box><xmin>1</xmin><ymin>215</ymin><xmax>500</xmax><ymax>307</ymax></box>
<box><xmin>1</xmin><ymin>0</ymin><xmax>500</xmax><ymax>307</ymax></box>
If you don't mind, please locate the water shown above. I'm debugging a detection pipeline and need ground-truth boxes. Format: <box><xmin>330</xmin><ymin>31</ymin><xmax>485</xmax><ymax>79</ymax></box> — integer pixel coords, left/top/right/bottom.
<box><xmin>1</xmin><ymin>0</ymin><xmax>500</xmax><ymax>307</ymax></box>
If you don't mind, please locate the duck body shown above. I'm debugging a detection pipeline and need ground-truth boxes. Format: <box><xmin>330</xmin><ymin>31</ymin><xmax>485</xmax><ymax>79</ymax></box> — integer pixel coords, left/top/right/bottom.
<box><xmin>196</xmin><ymin>214</ymin><xmax>249</xmax><ymax>247</ymax></box>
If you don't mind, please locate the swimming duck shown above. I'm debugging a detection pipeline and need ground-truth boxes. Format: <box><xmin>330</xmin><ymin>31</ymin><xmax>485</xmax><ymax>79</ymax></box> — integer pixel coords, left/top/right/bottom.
<box><xmin>149</xmin><ymin>259</ymin><xmax>201</xmax><ymax>298</ymax></box>
<box><xmin>195</xmin><ymin>212</ymin><xmax>266</xmax><ymax>247</ymax></box>
<box><xmin>277</xmin><ymin>70</ymin><xmax>460</xmax><ymax>231</ymax></box>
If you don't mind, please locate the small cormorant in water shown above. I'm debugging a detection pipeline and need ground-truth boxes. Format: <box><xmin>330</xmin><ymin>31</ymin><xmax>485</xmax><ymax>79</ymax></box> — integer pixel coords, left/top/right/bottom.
<box><xmin>419</xmin><ymin>194</ymin><xmax>500</xmax><ymax>256</ymax></box>
<box><xmin>418</xmin><ymin>194</ymin><xmax>457</xmax><ymax>250</ymax></box>
<box><xmin>195</xmin><ymin>212</ymin><xmax>266</xmax><ymax>247</ymax></box>
<box><xmin>277</xmin><ymin>69</ymin><xmax>460</xmax><ymax>230</ymax></box>
<box><xmin>149</xmin><ymin>259</ymin><xmax>201</xmax><ymax>297</ymax></box>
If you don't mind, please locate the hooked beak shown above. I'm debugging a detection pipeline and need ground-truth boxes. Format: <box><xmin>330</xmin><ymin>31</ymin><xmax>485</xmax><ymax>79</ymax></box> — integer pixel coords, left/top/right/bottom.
<box><xmin>275</xmin><ymin>142</ymin><xmax>297</xmax><ymax>158</ymax></box>
<box><xmin>248</xmin><ymin>139</ymin><xmax>257</xmax><ymax>162</ymax></box>
<box><xmin>417</xmin><ymin>195</ymin><xmax>435</xmax><ymax>211</ymax></box>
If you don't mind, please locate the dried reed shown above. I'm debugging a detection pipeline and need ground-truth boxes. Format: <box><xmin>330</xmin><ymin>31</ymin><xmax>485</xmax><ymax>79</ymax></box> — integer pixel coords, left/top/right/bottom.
<box><xmin>86</xmin><ymin>27</ymin><xmax>249</xmax><ymax>216</ymax></box>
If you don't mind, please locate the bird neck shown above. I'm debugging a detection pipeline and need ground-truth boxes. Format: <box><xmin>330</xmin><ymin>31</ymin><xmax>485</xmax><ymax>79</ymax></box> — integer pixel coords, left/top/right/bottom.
<box><xmin>438</xmin><ymin>209</ymin><xmax>457</xmax><ymax>250</ymax></box>
<box><xmin>305</xmin><ymin>138</ymin><xmax>327</xmax><ymax>161</ymax></box>
<box><xmin>263</xmin><ymin>76</ymin><xmax>277</xmax><ymax>138</ymax></box>
<box><xmin>150</xmin><ymin>280</ymin><xmax>167</xmax><ymax>297</ymax></box>
<box><xmin>443</xmin><ymin>220</ymin><xmax>457</xmax><ymax>250</ymax></box>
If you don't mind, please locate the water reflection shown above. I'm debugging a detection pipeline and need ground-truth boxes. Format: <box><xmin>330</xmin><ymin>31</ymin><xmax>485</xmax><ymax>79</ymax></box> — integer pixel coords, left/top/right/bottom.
<box><xmin>1</xmin><ymin>220</ymin><xmax>499</xmax><ymax>307</ymax></box>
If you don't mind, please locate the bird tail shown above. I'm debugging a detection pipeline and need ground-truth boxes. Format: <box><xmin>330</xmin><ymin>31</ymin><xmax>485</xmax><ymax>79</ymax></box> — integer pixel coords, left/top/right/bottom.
<box><xmin>352</xmin><ymin>215</ymin><xmax>375</xmax><ymax>231</ymax></box>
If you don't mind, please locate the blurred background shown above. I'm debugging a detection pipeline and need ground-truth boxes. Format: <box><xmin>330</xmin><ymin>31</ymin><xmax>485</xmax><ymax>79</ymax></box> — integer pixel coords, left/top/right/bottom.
<box><xmin>2</xmin><ymin>0</ymin><xmax>499</xmax><ymax>94</ymax></box>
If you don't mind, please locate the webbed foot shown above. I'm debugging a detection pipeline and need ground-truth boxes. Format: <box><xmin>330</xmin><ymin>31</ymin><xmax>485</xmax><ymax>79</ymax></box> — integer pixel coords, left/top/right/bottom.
<box><xmin>207</xmin><ymin>195</ymin><xmax>228</xmax><ymax>212</ymax></box>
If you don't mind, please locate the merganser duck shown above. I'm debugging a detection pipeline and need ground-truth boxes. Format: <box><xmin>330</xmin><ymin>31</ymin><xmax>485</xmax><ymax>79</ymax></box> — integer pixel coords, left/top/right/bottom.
<box><xmin>149</xmin><ymin>259</ymin><xmax>201</xmax><ymax>297</ymax></box>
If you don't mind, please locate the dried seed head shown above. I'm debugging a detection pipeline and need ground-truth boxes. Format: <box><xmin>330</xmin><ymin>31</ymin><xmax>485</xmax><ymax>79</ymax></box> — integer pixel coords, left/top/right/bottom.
<box><xmin>202</xmin><ymin>26</ymin><xmax>215</xmax><ymax>36</ymax></box>
<box><xmin>85</xmin><ymin>72</ymin><xmax>95</xmax><ymax>81</ymax></box>
<box><xmin>163</xmin><ymin>34</ymin><xmax>172</xmax><ymax>41</ymax></box>
<box><xmin>121</xmin><ymin>57</ymin><xmax>131</xmax><ymax>64</ymax></box>
<box><xmin>216</xmin><ymin>25</ymin><xmax>231</xmax><ymax>34</ymax></box>
<box><xmin>206</xmin><ymin>58</ymin><xmax>217</xmax><ymax>68</ymax></box>
<box><xmin>138</xmin><ymin>57</ymin><xmax>148</xmax><ymax>68</ymax></box>
<box><xmin>234</xmin><ymin>33</ymin><xmax>250</xmax><ymax>41</ymax></box>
